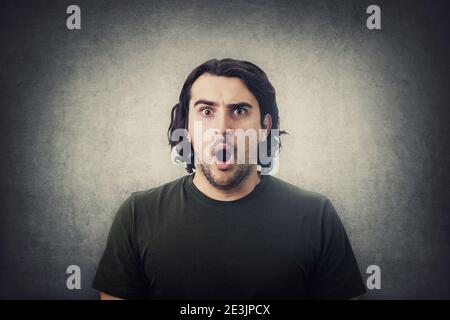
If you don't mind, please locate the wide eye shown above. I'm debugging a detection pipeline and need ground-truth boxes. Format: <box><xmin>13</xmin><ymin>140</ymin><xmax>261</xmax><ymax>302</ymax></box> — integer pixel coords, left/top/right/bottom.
<box><xmin>200</xmin><ymin>107</ymin><xmax>213</xmax><ymax>117</ymax></box>
<box><xmin>233</xmin><ymin>106</ymin><xmax>247</xmax><ymax>116</ymax></box>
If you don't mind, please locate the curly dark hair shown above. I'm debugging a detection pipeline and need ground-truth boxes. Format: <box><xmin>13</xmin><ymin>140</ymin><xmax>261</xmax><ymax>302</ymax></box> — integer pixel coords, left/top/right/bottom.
<box><xmin>167</xmin><ymin>58</ymin><xmax>287</xmax><ymax>174</ymax></box>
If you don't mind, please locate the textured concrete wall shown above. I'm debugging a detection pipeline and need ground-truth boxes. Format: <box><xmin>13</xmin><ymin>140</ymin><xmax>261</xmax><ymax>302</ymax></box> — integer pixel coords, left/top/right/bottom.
<box><xmin>1</xmin><ymin>0</ymin><xmax>449</xmax><ymax>299</ymax></box>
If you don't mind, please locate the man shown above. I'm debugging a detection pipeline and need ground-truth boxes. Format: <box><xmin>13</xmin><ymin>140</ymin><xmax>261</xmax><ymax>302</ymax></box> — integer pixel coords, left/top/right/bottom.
<box><xmin>92</xmin><ymin>58</ymin><xmax>366</xmax><ymax>300</ymax></box>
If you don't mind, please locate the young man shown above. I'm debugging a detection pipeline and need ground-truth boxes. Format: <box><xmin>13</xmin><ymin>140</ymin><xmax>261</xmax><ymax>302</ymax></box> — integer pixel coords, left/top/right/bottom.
<box><xmin>92</xmin><ymin>58</ymin><xmax>366</xmax><ymax>300</ymax></box>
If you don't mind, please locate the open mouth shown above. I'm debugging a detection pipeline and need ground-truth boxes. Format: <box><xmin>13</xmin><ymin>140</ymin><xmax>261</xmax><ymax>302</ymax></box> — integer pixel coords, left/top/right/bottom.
<box><xmin>217</xmin><ymin>148</ymin><xmax>231</xmax><ymax>162</ymax></box>
<box><xmin>214</xmin><ymin>143</ymin><xmax>233</xmax><ymax>170</ymax></box>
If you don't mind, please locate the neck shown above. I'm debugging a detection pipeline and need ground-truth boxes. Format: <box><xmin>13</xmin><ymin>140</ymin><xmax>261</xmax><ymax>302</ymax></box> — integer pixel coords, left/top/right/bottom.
<box><xmin>192</xmin><ymin>166</ymin><xmax>261</xmax><ymax>201</ymax></box>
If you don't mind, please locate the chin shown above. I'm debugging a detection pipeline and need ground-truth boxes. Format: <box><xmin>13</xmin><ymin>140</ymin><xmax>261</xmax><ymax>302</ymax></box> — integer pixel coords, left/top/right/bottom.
<box><xmin>212</xmin><ymin>165</ymin><xmax>235</xmax><ymax>177</ymax></box>
<box><xmin>209</xmin><ymin>166</ymin><xmax>236</xmax><ymax>183</ymax></box>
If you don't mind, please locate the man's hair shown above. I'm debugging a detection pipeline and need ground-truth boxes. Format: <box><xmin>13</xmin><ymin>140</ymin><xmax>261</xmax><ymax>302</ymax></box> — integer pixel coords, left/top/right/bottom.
<box><xmin>167</xmin><ymin>58</ymin><xmax>287</xmax><ymax>173</ymax></box>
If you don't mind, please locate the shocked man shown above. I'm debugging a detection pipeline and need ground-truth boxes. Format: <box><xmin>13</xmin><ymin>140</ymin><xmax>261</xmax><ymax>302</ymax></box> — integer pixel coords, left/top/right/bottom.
<box><xmin>92</xmin><ymin>58</ymin><xmax>366</xmax><ymax>300</ymax></box>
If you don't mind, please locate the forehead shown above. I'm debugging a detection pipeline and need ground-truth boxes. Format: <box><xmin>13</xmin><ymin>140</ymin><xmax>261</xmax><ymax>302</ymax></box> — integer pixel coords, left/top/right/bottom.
<box><xmin>189</xmin><ymin>73</ymin><xmax>259</xmax><ymax>106</ymax></box>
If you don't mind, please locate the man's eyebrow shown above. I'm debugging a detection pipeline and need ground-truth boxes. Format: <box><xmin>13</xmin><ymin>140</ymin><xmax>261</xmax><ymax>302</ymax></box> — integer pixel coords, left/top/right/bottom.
<box><xmin>193</xmin><ymin>99</ymin><xmax>253</xmax><ymax>109</ymax></box>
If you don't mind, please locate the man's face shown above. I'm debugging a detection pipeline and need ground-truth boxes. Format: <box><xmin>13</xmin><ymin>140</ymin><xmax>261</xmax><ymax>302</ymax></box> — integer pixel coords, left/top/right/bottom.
<box><xmin>187</xmin><ymin>73</ymin><xmax>268</xmax><ymax>190</ymax></box>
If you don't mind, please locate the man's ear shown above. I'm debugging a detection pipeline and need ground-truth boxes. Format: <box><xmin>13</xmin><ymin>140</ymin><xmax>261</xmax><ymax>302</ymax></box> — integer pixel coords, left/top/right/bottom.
<box><xmin>186</xmin><ymin>128</ymin><xmax>192</xmax><ymax>144</ymax></box>
<box><xmin>185</xmin><ymin>121</ymin><xmax>192</xmax><ymax>144</ymax></box>
<box><xmin>260</xmin><ymin>114</ymin><xmax>272</xmax><ymax>141</ymax></box>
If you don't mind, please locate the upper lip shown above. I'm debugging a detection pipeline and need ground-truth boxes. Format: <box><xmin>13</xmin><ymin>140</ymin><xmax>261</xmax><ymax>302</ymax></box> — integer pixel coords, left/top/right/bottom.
<box><xmin>216</xmin><ymin>143</ymin><xmax>231</xmax><ymax>150</ymax></box>
<box><xmin>214</xmin><ymin>141</ymin><xmax>231</xmax><ymax>151</ymax></box>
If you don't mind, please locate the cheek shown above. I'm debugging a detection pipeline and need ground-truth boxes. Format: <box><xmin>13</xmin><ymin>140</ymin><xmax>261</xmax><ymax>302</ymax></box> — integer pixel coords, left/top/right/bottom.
<box><xmin>247</xmin><ymin>111</ymin><xmax>263</xmax><ymax>127</ymax></box>
<box><xmin>244</xmin><ymin>118</ymin><xmax>263</xmax><ymax>140</ymax></box>
<box><xmin>189</xmin><ymin>129</ymin><xmax>213</xmax><ymax>155</ymax></box>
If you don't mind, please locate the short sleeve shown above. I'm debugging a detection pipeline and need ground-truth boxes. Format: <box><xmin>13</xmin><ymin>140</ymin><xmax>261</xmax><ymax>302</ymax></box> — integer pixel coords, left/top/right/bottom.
<box><xmin>92</xmin><ymin>193</ymin><xmax>149</xmax><ymax>299</ymax></box>
<box><xmin>310</xmin><ymin>198</ymin><xmax>366</xmax><ymax>299</ymax></box>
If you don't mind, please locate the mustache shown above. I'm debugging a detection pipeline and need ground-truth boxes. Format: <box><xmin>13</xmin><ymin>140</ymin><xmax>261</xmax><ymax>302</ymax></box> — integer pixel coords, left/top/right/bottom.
<box><xmin>209</xmin><ymin>135</ymin><xmax>235</xmax><ymax>152</ymax></box>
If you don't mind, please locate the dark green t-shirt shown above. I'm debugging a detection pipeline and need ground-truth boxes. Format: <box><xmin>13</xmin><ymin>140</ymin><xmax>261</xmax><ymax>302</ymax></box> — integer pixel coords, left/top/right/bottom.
<box><xmin>92</xmin><ymin>173</ymin><xmax>366</xmax><ymax>300</ymax></box>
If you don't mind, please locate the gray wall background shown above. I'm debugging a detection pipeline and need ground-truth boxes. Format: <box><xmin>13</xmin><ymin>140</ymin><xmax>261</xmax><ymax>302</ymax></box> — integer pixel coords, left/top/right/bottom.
<box><xmin>1</xmin><ymin>0</ymin><xmax>449</xmax><ymax>299</ymax></box>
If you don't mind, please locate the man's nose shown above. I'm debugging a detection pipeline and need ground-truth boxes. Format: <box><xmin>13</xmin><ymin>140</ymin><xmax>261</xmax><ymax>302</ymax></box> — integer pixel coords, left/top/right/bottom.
<box><xmin>214</xmin><ymin>109</ymin><xmax>234</xmax><ymax>135</ymax></box>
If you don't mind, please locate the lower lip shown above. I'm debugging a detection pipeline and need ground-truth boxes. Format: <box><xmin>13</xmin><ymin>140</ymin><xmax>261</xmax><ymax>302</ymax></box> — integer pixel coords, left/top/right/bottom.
<box><xmin>216</xmin><ymin>162</ymin><xmax>233</xmax><ymax>170</ymax></box>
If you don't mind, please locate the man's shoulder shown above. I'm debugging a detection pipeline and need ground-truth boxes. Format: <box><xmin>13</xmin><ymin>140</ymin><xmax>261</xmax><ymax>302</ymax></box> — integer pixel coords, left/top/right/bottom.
<box><xmin>267</xmin><ymin>175</ymin><xmax>331</xmax><ymax>211</ymax></box>
<box><xmin>266</xmin><ymin>176</ymin><xmax>343</xmax><ymax>229</ymax></box>
<box><xmin>267</xmin><ymin>175</ymin><xmax>328</xmax><ymax>201</ymax></box>
<box><xmin>130</xmin><ymin>175</ymin><xmax>189</xmax><ymax>203</ymax></box>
